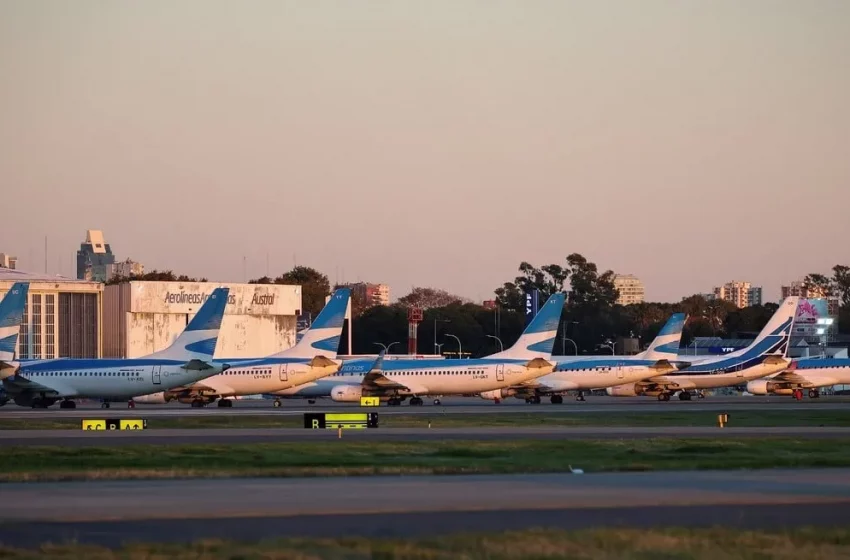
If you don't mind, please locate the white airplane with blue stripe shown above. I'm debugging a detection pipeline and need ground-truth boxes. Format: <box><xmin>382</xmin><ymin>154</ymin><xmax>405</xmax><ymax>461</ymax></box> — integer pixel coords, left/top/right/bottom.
<box><xmin>2</xmin><ymin>287</ymin><xmax>232</xmax><ymax>409</ymax></box>
<box><xmin>270</xmin><ymin>292</ymin><xmax>565</xmax><ymax>406</ymax></box>
<box><xmin>747</xmin><ymin>357</ymin><xmax>850</xmax><ymax>399</ymax></box>
<box><xmin>133</xmin><ymin>288</ymin><xmax>350</xmax><ymax>408</ymax></box>
<box><xmin>491</xmin><ymin>312</ymin><xmax>690</xmax><ymax>404</ymax></box>
<box><xmin>606</xmin><ymin>296</ymin><xmax>799</xmax><ymax>401</ymax></box>
<box><xmin>0</xmin><ymin>282</ymin><xmax>30</xmax><ymax>397</ymax></box>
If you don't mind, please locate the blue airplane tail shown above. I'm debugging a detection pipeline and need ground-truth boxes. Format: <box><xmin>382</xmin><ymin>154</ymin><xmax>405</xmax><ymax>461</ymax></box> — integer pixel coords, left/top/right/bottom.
<box><xmin>637</xmin><ymin>313</ymin><xmax>687</xmax><ymax>360</ymax></box>
<box><xmin>273</xmin><ymin>288</ymin><xmax>350</xmax><ymax>359</ymax></box>
<box><xmin>0</xmin><ymin>282</ymin><xmax>29</xmax><ymax>362</ymax></box>
<box><xmin>144</xmin><ymin>287</ymin><xmax>230</xmax><ymax>363</ymax></box>
<box><xmin>490</xmin><ymin>292</ymin><xmax>566</xmax><ymax>360</ymax></box>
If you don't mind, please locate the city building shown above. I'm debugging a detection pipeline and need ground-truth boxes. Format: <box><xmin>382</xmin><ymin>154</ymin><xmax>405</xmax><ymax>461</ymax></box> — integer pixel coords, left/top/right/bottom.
<box><xmin>102</xmin><ymin>281</ymin><xmax>302</xmax><ymax>358</ymax></box>
<box><xmin>345</xmin><ymin>282</ymin><xmax>390</xmax><ymax>307</ymax></box>
<box><xmin>782</xmin><ymin>280</ymin><xmax>840</xmax><ymax>315</ymax></box>
<box><xmin>0</xmin><ymin>268</ymin><xmax>103</xmax><ymax>359</ymax></box>
<box><xmin>0</xmin><ymin>253</ymin><xmax>17</xmax><ymax>270</ymax></box>
<box><xmin>713</xmin><ymin>281</ymin><xmax>762</xmax><ymax>308</ymax></box>
<box><xmin>76</xmin><ymin>230</ymin><xmax>116</xmax><ymax>282</ymax></box>
<box><xmin>482</xmin><ymin>300</ymin><xmax>498</xmax><ymax>310</ymax></box>
<box><xmin>106</xmin><ymin>258</ymin><xmax>144</xmax><ymax>281</ymax></box>
<box><xmin>613</xmin><ymin>274</ymin><xmax>645</xmax><ymax>305</ymax></box>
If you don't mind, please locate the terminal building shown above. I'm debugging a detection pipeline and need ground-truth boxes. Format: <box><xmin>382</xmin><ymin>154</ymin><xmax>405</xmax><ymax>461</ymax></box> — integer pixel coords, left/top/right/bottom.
<box><xmin>0</xmin><ymin>268</ymin><xmax>103</xmax><ymax>359</ymax></box>
<box><xmin>102</xmin><ymin>281</ymin><xmax>303</xmax><ymax>358</ymax></box>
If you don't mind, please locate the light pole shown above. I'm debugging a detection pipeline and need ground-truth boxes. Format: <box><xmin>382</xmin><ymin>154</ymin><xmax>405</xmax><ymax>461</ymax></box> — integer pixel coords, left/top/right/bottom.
<box><xmin>486</xmin><ymin>334</ymin><xmax>503</xmax><ymax>353</ymax></box>
<box><xmin>445</xmin><ymin>333</ymin><xmax>462</xmax><ymax>359</ymax></box>
<box><xmin>562</xmin><ymin>337</ymin><xmax>578</xmax><ymax>355</ymax></box>
<box><xmin>373</xmin><ymin>341</ymin><xmax>400</xmax><ymax>355</ymax></box>
<box><xmin>434</xmin><ymin>318</ymin><xmax>451</xmax><ymax>354</ymax></box>
<box><xmin>563</xmin><ymin>321</ymin><xmax>579</xmax><ymax>356</ymax></box>
<box><xmin>600</xmin><ymin>339</ymin><xmax>615</xmax><ymax>355</ymax></box>
<box><xmin>435</xmin><ymin>343</ymin><xmax>445</xmax><ymax>355</ymax></box>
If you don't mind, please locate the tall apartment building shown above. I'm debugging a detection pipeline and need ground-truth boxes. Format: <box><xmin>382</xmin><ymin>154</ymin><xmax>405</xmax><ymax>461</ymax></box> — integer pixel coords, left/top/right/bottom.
<box><xmin>0</xmin><ymin>253</ymin><xmax>17</xmax><ymax>270</ymax></box>
<box><xmin>76</xmin><ymin>230</ymin><xmax>115</xmax><ymax>282</ymax></box>
<box><xmin>782</xmin><ymin>280</ymin><xmax>840</xmax><ymax>315</ymax></box>
<box><xmin>346</xmin><ymin>282</ymin><xmax>390</xmax><ymax>307</ymax></box>
<box><xmin>713</xmin><ymin>281</ymin><xmax>762</xmax><ymax>308</ymax></box>
<box><xmin>613</xmin><ymin>274</ymin><xmax>645</xmax><ymax>305</ymax></box>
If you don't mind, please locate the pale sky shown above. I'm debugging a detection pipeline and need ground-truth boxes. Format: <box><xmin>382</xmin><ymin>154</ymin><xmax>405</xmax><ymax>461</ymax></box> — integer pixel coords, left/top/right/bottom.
<box><xmin>1</xmin><ymin>0</ymin><xmax>848</xmax><ymax>303</ymax></box>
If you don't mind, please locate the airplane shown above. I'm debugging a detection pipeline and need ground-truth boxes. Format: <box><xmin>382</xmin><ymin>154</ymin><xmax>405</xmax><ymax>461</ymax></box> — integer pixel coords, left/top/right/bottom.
<box><xmin>492</xmin><ymin>313</ymin><xmax>689</xmax><ymax>404</ymax></box>
<box><xmin>269</xmin><ymin>292</ymin><xmax>566</xmax><ymax>406</ymax></box>
<box><xmin>0</xmin><ymin>282</ymin><xmax>30</xmax><ymax>405</ymax></box>
<box><xmin>606</xmin><ymin>296</ymin><xmax>800</xmax><ymax>401</ymax></box>
<box><xmin>746</xmin><ymin>357</ymin><xmax>850</xmax><ymax>400</ymax></box>
<box><xmin>2</xmin><ymin>287</ymin><xmax>232</xmax><ymax>409</ymax></box>
<box><xmin>133</xmin><ymin>288</ymin><xmax>350</xmax><ymax>408</ymax></box>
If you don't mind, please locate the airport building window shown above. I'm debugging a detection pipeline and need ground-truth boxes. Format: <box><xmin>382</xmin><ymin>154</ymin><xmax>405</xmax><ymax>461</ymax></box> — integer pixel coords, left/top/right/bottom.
<box><xmin>45</xmin><ymin>294</ymin><xmax>55</xmax><ymax>359</ymax></box>
<box><xmin>19</xmin><ymin>298</ymin><xmax>29</xmax><ymax>359</ymax></box>
<box><xmin>31</xmin><ymin>294</ymin><xmax>42</xmax><ymax>359</ymax></box>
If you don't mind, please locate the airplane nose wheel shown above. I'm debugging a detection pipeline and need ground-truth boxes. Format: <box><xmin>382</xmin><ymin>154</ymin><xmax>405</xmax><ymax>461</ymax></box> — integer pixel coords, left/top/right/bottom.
<box><xmin>809</xmin><ymin>389</ymin><xmax>820</xmax><ymax>399</ymax></box>
<box><xmin>657</xmin><ymin>393</ymin><xmax>670</xmax><ymax>401</ymax></box>
<box><xmin>433</xmin><ymin>398</ymin><xmax>441</xmax><ymax>406</ymax></box>
<box><xmin>273</xmin><ymin>399</ymin><xmax>282</xmax><ymax>408</ymax></box>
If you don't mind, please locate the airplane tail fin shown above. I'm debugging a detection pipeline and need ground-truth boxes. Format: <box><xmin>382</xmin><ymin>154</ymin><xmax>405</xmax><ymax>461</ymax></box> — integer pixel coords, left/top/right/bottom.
<box><xmin>726</xmin><ymin>296</ymin><xmax>799</xmax><ymax>359</ymax></box>
<box><xmin>272</xmin><ymin>288</ymin><xmax>350</xmax><ymax>359</ymax></box>
<box><xmin>637</xmin><ymin>313</ymin><xmax>687</xmax><ymax>360</ymax></box>
<box><xmin>489</xmin><ymin>292</ymin><xmax>565</xmax><ymax>360</ymax></box>
<box><xmin>143</xmin><ymin>287</ymin><xmax>230</xmax><ymax>362</ymax></box>
<box><xmin>0</xmin><ymin>282</ymin><xmax>29</xmax><ymax>362</ymax></box>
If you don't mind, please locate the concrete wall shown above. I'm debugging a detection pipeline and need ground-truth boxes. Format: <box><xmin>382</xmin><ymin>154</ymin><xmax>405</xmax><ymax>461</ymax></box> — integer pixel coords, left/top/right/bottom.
<box><xmin>103</xmin><ymin>281</ymin><xmax>301</xmax><ymax>358</ymax></box>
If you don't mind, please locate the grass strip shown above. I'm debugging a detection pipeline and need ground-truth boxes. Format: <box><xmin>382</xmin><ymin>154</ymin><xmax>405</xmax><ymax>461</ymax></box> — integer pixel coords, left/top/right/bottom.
<box><xmin>2</xmin><ymin>437</ymin><xmax>850</xmax><ymax>482</ymax></box>
<box><xmin>2</xmin><ymin>527</ymin><xmax>850</xmax><ymax>559</ymax></box>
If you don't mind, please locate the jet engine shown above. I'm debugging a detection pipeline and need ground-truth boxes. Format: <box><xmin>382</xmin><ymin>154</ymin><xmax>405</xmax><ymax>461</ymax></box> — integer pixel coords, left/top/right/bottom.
<box><xmin>133</xmin><ymin>392</ymin><xmax>172</xmax><ymax>404</ymax></box>
<box><xmin>479</xmin><ymin>389</ymin><xmax>504</xmax><ymax>400</ymax></box>
<box><xmin>746</xmin><ymin>379</ymin><xmax>793</xmax><ymax>396</ymax></box>
<box><xmin>606</xmin><ymin>384</ymin><xmax>639</xmax><ymax>397</ymax></box>
<box><xmin>330</xmin><ymin>385</ymin><xmax>364</xmax><ymax>402</ymax></box>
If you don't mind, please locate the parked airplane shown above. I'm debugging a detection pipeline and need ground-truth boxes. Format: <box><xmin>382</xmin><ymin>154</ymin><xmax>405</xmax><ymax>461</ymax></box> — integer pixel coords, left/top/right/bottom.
<box><xmin>746</xmin><ymin>357</ymin><xmax>850</xmax><ymax>399</ymax></box>
<box><xmin>269</xmin><ymin>292</ymin><xmax>566</xmax><ymax>406</ymax></box>
<box><xmin>134</xmin><ymin>288</ymin><xmax>350</xmax><ymax>407</ymax></box>
<box><xmin>606</xmin><ymin>297</ymin><xmax>799</xmax><ymax>401</ymax></box>
<box><xmin>0</xmin><ymin>282</ymin><xmax>30</xmax><ymax>405</ymax></box>
<box><xmin>493</xmin><ymin>313</ymin><xmax>689</xmax><ymax>404</ymax></box>
<box><xmin>2</xmin><ymin>287</ymin><xmax>232</xmax><ymax>409</ymax></box>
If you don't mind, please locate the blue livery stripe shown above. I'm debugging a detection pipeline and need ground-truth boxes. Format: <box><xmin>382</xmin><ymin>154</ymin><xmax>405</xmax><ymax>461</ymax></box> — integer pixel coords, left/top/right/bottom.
<box><xmin>527</xmin><ymin>337</ymin><xmax>557</xmax><ymax>354</ymax></box>
<box><xmin>312</xmin><ymin>335</ymin><xmax>341</xmax><ymax>353</ymax></box>
<box><xmin>0</xmin><ymin>333</ymin><xmax>17</xmax><ymax>354</ymax></box>
<box><xmin>0</xmin><ymin>282</ymin><xmax>29</xmax><ymax>329</ymax></box>
<box><xmin>184</xmin><ymin>288</ymin><xmax>229</xmax><ymax>332</ymax></box>
<box><xmin>657</xmin><ymin>313</ymin><xmax>686</xmax><ymax>336</ymax></box>
<box><xmin>523</xmin><ymin>293</ymin><xmax>565</xmax><ymax>335</ymax></box>
<box><xmin>184</xmin><ymin>338</ymin><xmax>217</xmax><ymax>356</ymax></box>
<box><xmin>310</xmin><ymin>288</ymin><xmax>350</xmax><ymax>331</ymax></box>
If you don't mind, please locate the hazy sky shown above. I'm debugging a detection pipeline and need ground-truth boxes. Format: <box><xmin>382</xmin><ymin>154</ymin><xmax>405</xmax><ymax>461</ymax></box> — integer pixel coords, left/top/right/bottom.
<box><xmin>1</xmin><ymin>0</ymin><xmax>848</xmax><ymax>303</ymax></box>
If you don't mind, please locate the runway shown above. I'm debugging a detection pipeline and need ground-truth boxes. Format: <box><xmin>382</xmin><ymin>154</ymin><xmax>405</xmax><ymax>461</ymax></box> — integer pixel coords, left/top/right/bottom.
<box><xmin>1</xmin><ymin>395</ymin><xmax>849</xmax><ymax>419</ymax></box>
<box><xmin>1</xmin><ymin>469</ymin><xmax>849</xmax><ymax>547</ymax></box>
<box><xmin>3</xmin><ymin>425</ymin><xmax>850</xmax><ymax>446</ymax></box>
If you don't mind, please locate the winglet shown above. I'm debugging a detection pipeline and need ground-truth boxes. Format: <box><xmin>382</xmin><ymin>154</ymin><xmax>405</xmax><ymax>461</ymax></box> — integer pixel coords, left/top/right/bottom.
<box><xmin>0</xmin><ymin>282</ymin><xmax>29</xmax><ymax>362</ymax></box>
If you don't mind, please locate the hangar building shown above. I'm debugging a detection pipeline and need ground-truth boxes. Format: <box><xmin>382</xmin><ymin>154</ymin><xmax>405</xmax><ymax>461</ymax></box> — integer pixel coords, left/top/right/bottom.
<box><xmin>103</xmin><ymin>281</ymin><xmax>301</xmax><ymax>358</ymax></box>
<box><xmin>0</xmin><ymin>268</ymin><xmax>103</xmax><ymax>359</ymax></box>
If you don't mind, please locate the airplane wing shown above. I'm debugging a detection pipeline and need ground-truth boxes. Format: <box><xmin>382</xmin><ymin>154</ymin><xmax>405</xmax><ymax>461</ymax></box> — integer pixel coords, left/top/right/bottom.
<box><xmin>2</xmin><ymin>375</ymin><xmax>71</xmax><ymax>398</ymax></box>
<box><xmin>0</xmin><ymin>361</ymin><xmax>19</xmax><ymax>380</ymax></box>
<box><xmin>307</xmin><ymin>355</ymin><xmax>338</xmax><ymax>369</ymax></box>
<box><xmin>360</xmin><ymin>352</ymin><xmax>427</xmax><ymax>395</ymax></box>
<box><xmin>766</xmin><ymin>370</ymin><xmax>817</xmax><ymax>386</ymax></box>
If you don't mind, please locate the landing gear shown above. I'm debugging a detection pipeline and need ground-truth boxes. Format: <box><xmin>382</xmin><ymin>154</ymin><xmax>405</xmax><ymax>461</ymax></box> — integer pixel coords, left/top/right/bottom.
<box><xmin>128</xmin><ymin>400</ymin><xmax>136</xmax><ymax>409</ymax></box>
<box><xmin>551</xmin><ymin>395</ymin><xmax>563</xmax><ymax>404</ymax></box>
<box><xmin>526</xmin><ymin>395</ymin><xmax>542</xmax><ymax>404</ymax></box>
<box><xmin>190</xmin><ymin>399</ymin><xmax>205</xmax><ymax>408</ymax></box>
<box><xmin>809</xmin><ymin>389</ymin><xmax>820</xmax><ymax>399</ymax></box>
<box><xmin>697</xmin><ymin>391</ymin><xmax>706</xmax><ymax>399</ymax></box>
<box><xmin>575</xmin><ymin>391</ymin><xmax>585</xmax><ymax>402</ymax></box>
<box><xmin>308</xmin><ymin>399</ymin><xmax>316</xmax><ymax>405</ymax></box>
<box><xmin>387</xmin><ymin>397</ymin><xmax>402</xmax><ymax>406</ymax></box>
<box><xmin>409</xmin><ymin>397</ymin><xmax>424</xmax><ymax>406</ymax></box>
<box><xmin>217</xmin><ymin>399</ymin><xmax>233</xmax><ymax>408</ymax></box>
<box><xmin>657</xmin><ymin>393</ymin><xmax>671</xmax><ymax>402</ymax></box>
<box><xmin>273</xmin><ymin>399</ymin><xmax>282</xmax><ymax>408</ymax></box>
<box><xmin>59</xmin><ymin>400</ymin><xmax>76</xmax><ymax>409</ymax></box>
<box><xmin>433</xmin><ymin>398</ymin><xmax>442</xmax><ymax>406</ymax></box>
<box><xmin>100</xmin><ymin>402</ymin><xmax>111</xmax><ymax>409</ymax></box>
<box><xmin>678</xmin><ymin>392</ymin><xmax>692</xmax><ymax>401</ymax></box>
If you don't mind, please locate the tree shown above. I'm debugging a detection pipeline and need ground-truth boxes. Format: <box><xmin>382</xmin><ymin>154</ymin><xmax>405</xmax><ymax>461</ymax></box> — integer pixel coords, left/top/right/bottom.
<box><xmin>249</xmin><ymin>276</ymin><xmax>274</xmax><ymax>285</ymax></box>
<box><xmin>565</xmin><ymin>253</ymin><xmax>618</xmax><ymax>311</ymax></box>
<box><xmin>397</xmin><ymin>287</ymin><xmax>465</xmax><ymax>310</ymax></box>
<box><xmin>833</xmin><ymin>265</ymin><xmax>850</xmax><ymax>307</ymax></box>
<box><xmin>274</xmin><ymin>266</ymin><xmax>331</xmax><ymax>317</ymax></box>
<box><xmin>351</xmin><ymin>304</ymin><xmax>408</xmax><ymax>354</ymax></box>
<box><xmin>724</xmin><ymin>303</ymin><xmax>779</xmax><ymax>337</ymax></box>
<box><xmin>494</xmin><ymin>262</ymin><xmax>569</xmax><ymax>313</ymax></box>
<box><xmin>804</xmin><ymin>273</ymin><xmax>834</xmax><ymax>298</ymax></box>
<box><xmin>105</xmin><ymin>269</ymin><xmax>206</xmax><ymax>285</ymax></box>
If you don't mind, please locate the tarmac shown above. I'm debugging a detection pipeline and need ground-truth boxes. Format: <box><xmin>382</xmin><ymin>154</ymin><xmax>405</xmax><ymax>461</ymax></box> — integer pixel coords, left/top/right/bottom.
<box><xmin>1</xmin><ymin>469</ymin><xmax>849</xmax><ymax>547</ymax></box>
<box><xmin>3</xmin><ymin>425</ymin><xmax>850</xmax><ymax>446</ymax></box>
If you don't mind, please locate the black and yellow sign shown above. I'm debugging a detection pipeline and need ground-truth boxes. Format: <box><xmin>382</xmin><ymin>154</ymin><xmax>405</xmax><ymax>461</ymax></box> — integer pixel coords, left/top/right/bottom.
<box><xmin>304</xmin><ymin>412</ymin><xmax>378</xmax><ymax>429</ymax></box>
<box><xmin>81</xmin><ymin>419</ymin><xmax>147</xmax><ymax>430</ymax></box>
<box><xmin>359</xmin><ymin>397</ymin><xmax>380</xmax><ymax>407</ymax></box>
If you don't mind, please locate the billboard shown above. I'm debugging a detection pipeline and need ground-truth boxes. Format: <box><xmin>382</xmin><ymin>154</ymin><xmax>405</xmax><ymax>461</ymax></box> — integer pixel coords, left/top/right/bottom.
<box><xmin>525</xmin><ymin>289</ymin><xmax>539</xmax><ymax>327</ymax></box>
<box><xmin>796</xmin><ymin>298</ymin><xmax>830</xmax><ymax>325</ymax></box>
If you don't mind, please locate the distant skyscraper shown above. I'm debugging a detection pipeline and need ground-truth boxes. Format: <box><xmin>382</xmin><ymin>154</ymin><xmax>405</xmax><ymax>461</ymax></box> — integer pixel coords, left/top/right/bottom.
<box><xmin>106</xmin><ymin>258</ymin><xmax>144</xmax><ymax>281</ymax></box>
<box><xmin>613</xmin><ymin>274</ymin><xmax>645</xmax><ymax>305</ymax></box>
<box><xmin>0</xmin><ymin>253</ymin><xmax>17</xmax><ymax>270</ymax></box>
<box><xmin>713</xmin><ymin>281</ymin><xmax>762</xmax><ymax>308</ymax></box>
<box><xmin>76</xmin><ymin>230</ymin><xmax>115</xmax><ymax>282</ymax></box>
